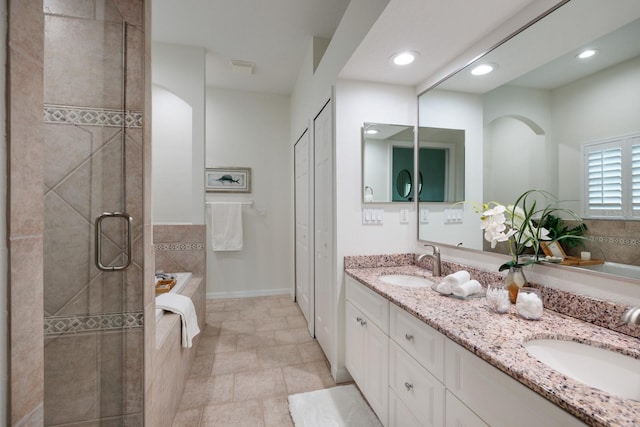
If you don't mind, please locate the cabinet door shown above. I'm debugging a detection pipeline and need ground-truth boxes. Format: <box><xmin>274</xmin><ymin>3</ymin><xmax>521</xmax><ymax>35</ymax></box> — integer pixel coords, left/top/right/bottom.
<box><xmin>364</xmin><ymin>319</ymin><xmax>389</xmax><ymax>426</ymax></box>
<box><xmin>345</xmin><ymin>302</ymin><xmax>364</xmax><ymax>385</ymax></box>
<box><xmin>389</xmin><ymin>390</ymin><xmax>422</xmax><ymax>427</ymax></box>
<box><xmin>445</xmin><ymin>391</ymin><xmax>487</xmax><ymax>427</ymax></box>
<box><xmin>389</xmin><ymin>341</ymin><xmax>444</xmax><ymax>427</ymax></box>
<box><xmin>445</xmin><ymin>340</ymin><xmax>587</xmax><ymax>427</ymax></box>
<box><xmin>390</xmin><ymin>304</ymin><xmax>444</xmax><ymax>382</ymax></box>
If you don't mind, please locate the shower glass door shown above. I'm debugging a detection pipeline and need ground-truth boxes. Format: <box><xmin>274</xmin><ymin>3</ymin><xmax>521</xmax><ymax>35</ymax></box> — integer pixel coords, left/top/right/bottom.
<box><xmin>42</xmin><ymin>1</ymin><xmax>143</xmax><ymax>425</ymax></box>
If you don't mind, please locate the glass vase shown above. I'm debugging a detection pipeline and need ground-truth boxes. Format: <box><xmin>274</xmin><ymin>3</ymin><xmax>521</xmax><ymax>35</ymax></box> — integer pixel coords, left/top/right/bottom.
<box><xmin>505</xmin><ymin>266</ymin><xmax>527</xmax><ymax>304</ymax></box>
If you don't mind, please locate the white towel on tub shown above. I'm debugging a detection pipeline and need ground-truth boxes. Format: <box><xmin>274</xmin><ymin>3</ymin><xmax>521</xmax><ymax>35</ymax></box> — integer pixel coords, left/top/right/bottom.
<box><xmin>156</xmin><ymin>293</ymin><xmax>200</xmax><ymax>348</ymax></box>
<box><xmin>209</xmin><ymin>203</ymin><xmax>243</xmax><ymax>251</ymax></box>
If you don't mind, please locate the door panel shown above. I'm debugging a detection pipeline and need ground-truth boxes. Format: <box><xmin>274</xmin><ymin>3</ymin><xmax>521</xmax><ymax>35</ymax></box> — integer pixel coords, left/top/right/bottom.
<box><xmin>294</xmin><ymin>129</ymin><xmax>313</xmax><ymax>334</ymax></box>
<box><xmin>313</xmin><ymin>100</ymin><xmax>333</xmax><ymax>357</ymax></box>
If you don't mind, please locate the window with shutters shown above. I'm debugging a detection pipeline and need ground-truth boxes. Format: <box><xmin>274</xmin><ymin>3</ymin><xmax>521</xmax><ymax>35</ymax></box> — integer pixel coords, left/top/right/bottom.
<box><xmin>582</xmin><ymin>133</ymin><xmax>640</xmax><ymax>219</ymax></box>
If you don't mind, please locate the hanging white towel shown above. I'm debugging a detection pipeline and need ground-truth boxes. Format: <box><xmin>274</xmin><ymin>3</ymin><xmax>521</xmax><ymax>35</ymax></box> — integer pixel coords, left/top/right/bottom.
<box><xmin>156</xmin><ymin>293</ymin><xmax>200</xmax><ymax>348</ymax></box>
<box><xmin>209</xmin><ymin>203</ymin><xmax>243</xmax><ymax>251</ymax></box>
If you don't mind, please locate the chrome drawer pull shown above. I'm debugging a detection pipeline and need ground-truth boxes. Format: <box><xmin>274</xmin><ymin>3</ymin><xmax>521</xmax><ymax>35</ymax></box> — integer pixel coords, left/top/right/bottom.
<box><xmin>405</xmin><ymin>333</ymin><xmax>414</xmax><ymax>341</ymax></box>
<box><xmin>404</xmin><ymin>382</ymin><xmax>414</xmax><ymax>391</ymax></box>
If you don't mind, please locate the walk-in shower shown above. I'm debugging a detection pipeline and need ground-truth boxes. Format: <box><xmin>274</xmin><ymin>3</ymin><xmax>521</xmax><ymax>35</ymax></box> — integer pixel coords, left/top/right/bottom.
<box><xmin>42</xmin><ymin>1</ymin><xmax>145</xmax><ymax>424</ymax></box>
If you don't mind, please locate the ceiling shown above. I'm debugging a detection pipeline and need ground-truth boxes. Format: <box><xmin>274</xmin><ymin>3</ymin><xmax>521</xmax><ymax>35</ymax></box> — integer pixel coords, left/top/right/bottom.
<box><xmin>151</xmin><ymin>0</ymin><xmax>539</xmax><ymax>94</ymax></box>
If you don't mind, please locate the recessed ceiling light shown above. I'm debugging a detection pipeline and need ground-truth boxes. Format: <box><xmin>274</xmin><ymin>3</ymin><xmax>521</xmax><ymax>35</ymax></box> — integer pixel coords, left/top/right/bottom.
<box><xmin>577</xmin><ymin>49</ymin><xmax>597</xmax><ymax>59</ymax></box>
<box><xmin>390</xmin><ymin>51</ymin><xmax>418</xmax><ymax>66</ymax></box>
<box><xmin>365</xmin><ymin>128</ymin><xmax>378</xmax><ymax>135</ymax></box>
<box><xmin>470</xmin><ymin>63</ymin><xmax>496</xmax><ymax>76</ymax></box>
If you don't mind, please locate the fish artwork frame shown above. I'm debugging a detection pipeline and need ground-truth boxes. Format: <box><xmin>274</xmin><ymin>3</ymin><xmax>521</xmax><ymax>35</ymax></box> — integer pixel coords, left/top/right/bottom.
<box><xmin>205</xmin><ymin>167</ymin><xmax>252</xmax><ymax>193</ymax></box>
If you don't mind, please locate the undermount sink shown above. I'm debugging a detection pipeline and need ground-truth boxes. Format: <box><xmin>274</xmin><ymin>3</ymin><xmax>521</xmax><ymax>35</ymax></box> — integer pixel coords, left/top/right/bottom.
<box><xmin>525</xmin><ymin>339</ymin><xmax>640</xmax><ymax>401</ymax></box>
<box><xmin>379</xmin><ymin>274</ymin><xmax>434</xmax><ymax>288</ymax></box>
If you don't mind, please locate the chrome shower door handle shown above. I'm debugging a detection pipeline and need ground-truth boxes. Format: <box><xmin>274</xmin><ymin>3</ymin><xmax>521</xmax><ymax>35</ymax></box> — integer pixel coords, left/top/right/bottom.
<box><xmin>95</xmin><ymin>212</ymin><xmax>133</xmax><ymax>271</ymax></box>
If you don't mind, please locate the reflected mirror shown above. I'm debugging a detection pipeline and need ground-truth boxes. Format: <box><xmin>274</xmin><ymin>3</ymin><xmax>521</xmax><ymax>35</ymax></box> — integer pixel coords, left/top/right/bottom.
<box><xmin>418</xmin><ymin>0</ymin><xmax>640</xmax><ymax>277</ymax></box>
<box><xmin>362</xmin><ymin>123</ymin><xmax>415</xmax><ymax>203</ymax></box>
<box><xmin>418</xmin><ymin>127</ymin><xmax>465</xmax><ymax>202</ymax></box>
<box><xmin>362</xmin><ymin>123</ymin><xmax>465</xmax><ymax>203</ymax></box>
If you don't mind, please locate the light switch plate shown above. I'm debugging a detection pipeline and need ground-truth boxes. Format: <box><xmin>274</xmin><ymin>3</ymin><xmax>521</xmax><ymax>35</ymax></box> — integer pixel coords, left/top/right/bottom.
<box><xmin>400</xmin><ymin>209</ymin><xmax>409</xmax><ymax>224</ymax></box>
<box><xmin>420</xmin><ymin>208</ymin><xmax>429</xmax><ymax>224</ymax></box>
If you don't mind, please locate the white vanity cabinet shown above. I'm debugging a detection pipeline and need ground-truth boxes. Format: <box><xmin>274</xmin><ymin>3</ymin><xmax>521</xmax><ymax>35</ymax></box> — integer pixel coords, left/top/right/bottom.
<box><xmin>388</xmin><ymin>304</ymin><xmax>445</xmax><ymax>427</ymax></box>
<box><xmin>345</xmin><ymin>276</ymin><xmax>389</xmax><ymax>425</ymax></box>
<box><xmin>445</xmin><ymin>340</ymin><xmax>587</xmax><ymax>427</ymax></box>
<box><xmin>445</xmin><ymin>391</ymin><xmax>487</xmax><ymax>427</ymax></box>
<box><xmin>345</xmin><ymin>275</ymin><xmax>587</xmax><ymax>427</ymax></box>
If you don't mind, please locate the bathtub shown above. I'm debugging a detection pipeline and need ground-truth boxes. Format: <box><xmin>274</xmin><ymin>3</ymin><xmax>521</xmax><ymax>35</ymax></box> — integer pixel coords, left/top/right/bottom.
<box><xmin>155</xmin><ymin>272</ymin><xmax>193</xmax><ymax>322</ymax></box>
<box><xmin>577</xmin><ymin>262</ymin><xmax>640</xmax><ymax>280</ymax></box>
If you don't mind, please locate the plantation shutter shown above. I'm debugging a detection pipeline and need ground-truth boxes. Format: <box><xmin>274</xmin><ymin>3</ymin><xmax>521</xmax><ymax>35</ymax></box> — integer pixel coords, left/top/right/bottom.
<box><xmin>582</xmin><ymin>133</ymin><xmax>640</xmax><ymax>219</ymax></box>
<box><xmin>585</xmin><ymin>142</ymin><xmax>623</xmax><ymax>217</ymax></box>
<box><xmin>632</xmin><ymin>137</ymin><xmax>640</xmax><ymax>215</ymax></box>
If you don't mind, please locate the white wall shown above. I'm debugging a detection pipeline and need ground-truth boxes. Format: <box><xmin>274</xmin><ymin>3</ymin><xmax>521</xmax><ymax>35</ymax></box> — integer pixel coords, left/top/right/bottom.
<box><xmin>552</xmin><ymin>56</ymin><xmax>640</xmax><ymax>208</ymax></box>
<box><xmin>205</xmin><ymin>87</ymin><xmax>292</xmax><ymax>298</ymax></box>
<box><xmin>483</xmin><ymin>85</ymin><xmax>554</xmax><ymax>203</ymax></box>
<box><xmin>333</xmin><ymin>79</ymin><xmax>417</xmax><ymax>381</ymax></box>
<box><xmin>418</xmin><ymin>89</ymin><xmax>484</xmax><ymax>250</ymax></box>
<box><xmin>152</xmin><ymin>42</ymin><xmax>206</xmax><ymax>224</ymax></box>
<box><xmin>336</xmin><ymin>79</ymin><xmax>418</xmax><ymax>259</ymax></box>
<box><xmin>151</xmin><ymin>86</ymin><xmax>193</xmax><ymax>223</ymax></box>
<box><xmin>289</xmin><ymin>0</ymin><xmax>390</xmax><ymax>142</ymax></box>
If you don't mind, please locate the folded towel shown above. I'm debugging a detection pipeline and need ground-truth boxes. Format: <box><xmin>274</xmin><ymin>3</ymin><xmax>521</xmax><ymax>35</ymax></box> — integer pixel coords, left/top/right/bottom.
<box><xmin>445</xmin><ymin>271</ymin><xmax>470</xmax><ymax>287</ymax></box>
<box><xmin>209</xmin><ymin>203</ymin><xmax>243</xmax><ymax>251</ymax></box>
<box><xmin>156</xmin><ymin>293</ymin><xmax>201</xmax><ymax>348</ymax></box>
<box><xmin>452</xmin><ymin>279</ymin><xmax>482</xmax><ymax>298</ymax></box>
<box><xmin>436</xmin><ymin>281</ymin><xmax>453</xmax><ymax>294</ymax></box>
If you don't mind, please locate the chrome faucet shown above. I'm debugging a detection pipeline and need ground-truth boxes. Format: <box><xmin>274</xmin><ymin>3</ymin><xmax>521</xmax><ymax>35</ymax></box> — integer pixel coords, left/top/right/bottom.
<box><xmin>621</xmin><ymin>306</ymin><xmax>640</xmax><ymax>325</ymax></box>
<box><xmin>417</xmin><ymin>244</ymin><xmax>441</xmax><ymax>276</ymax></box>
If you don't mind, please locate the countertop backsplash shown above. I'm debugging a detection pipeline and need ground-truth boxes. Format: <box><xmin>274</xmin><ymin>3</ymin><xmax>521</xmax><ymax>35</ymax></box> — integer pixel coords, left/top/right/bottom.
<box><xmin>344</xmin><ymin>253</ymin><xmax>639</xmax><ymax>339</ymax></box>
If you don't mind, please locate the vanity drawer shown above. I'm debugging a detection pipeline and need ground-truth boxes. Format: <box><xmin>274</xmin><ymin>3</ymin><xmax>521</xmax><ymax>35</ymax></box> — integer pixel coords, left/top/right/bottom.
<box><xmin>390</xmin><ymin>303</ymin><xmax>445</xmax><ymax>382</ymax></box>
<box><xmin>389</xmin><ymin>340</ymin><xmax>445</xmax><ymax>426</ymax></box>
<box><xmin>346</xmin><ymin>276</ymin><xmax>389</xmax><ymax>333</ymax></box>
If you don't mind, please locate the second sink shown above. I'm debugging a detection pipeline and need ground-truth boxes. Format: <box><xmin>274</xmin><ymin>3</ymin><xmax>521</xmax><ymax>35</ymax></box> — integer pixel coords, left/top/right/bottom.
<box><xmin>379</xmin><ymin>274</ymin><xmax>434</xmax><ymax>288</ymax></box>
<box><xmin>525</xmin><ymin>338</ymin><xmax>640</xmax><ymax>401</ymax></box>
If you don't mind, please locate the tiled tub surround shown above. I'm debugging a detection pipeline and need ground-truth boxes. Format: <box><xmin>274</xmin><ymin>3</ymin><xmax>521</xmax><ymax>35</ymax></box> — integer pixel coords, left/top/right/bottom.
<box><xmin>153</xmin><ymin>224</ymin><xmax>206</xmax><ymax>277</ymax></box>
<box><xmin>344</xmin><ymin>254</ymin><xmax>640</xmax><ymax>427</ymax></box>
<box><xmin>149</xmin><ymin>275</ymin><xmax>206</xmax><ymax>427</ymax></box>
<box><xmin>149</xmin><ymin>224</ymin><xmax>207</xmax><ymax>427</ymax></box>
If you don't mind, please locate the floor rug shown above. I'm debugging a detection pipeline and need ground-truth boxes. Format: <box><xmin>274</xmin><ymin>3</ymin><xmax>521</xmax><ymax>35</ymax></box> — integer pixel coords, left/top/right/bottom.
<box><xmin>288</xmin><ymin>384</ymin><xmax>383</xmax><ymax>426</ymax></box>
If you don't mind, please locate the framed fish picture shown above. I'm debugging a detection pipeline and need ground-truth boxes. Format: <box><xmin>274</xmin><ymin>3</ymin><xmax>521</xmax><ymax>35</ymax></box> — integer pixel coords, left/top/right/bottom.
<box><xmin>205</xmin><ymin>167</ymin><xmax>252</xmax><ymax>193</ymax></box>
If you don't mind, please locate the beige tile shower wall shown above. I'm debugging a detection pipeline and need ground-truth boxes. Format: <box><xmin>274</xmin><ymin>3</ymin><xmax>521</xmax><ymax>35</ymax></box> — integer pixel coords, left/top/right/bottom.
<box><xmin>7</xmin><ymin>0</ymin><xmax>45</xmax><ymax>425</ymax></box>
<box><xmin>153</xmin><ymin>225</ymin><xmax>207</xmax><ymax>277</ymax></box>
<box><xmin>564</xmin><ymin>219</ymin><xmax>640</xmax><ymax>266</ymax></box>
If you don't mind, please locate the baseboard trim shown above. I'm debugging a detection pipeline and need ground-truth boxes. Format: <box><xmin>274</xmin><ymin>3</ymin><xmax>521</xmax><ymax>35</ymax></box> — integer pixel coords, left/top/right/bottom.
<box><xmin>206</xmin><ymin>288</ymin><xmax>291</xmax><ymax>299</ymax></box>
<box><xmin>334</xmin><ymin>366</ymin><xmax>353</xmax><ymax>384</ymax></box>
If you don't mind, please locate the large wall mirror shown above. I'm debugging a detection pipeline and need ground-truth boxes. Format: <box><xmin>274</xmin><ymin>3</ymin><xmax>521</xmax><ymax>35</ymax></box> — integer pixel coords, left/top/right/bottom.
<box><xmin>418</xmin><ymin>0</ymin><xmax>640</xmax><ymax>280</ymax></box>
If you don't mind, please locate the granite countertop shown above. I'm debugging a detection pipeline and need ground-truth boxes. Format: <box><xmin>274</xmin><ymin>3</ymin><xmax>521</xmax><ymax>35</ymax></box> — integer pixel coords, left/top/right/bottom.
<box><xmin>345</xmin><ymin>264</ymin><xmax>640</xmax><ymax>427</ymax></box>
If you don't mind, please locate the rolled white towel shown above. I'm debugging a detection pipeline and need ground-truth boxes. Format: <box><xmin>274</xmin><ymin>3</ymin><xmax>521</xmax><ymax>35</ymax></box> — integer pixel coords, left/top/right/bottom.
<box><xmin>452</xmin><ymin>280</ymin><xmax>483</xmax><ymax>298</ymax></box>
<box><xmin>445</xmin><ymin>270</ymin><xmax>470</xmax><ymax>287</ymax></box>
<box><xmin>436</xmin><ymin>281</ymin><xmax>452</xmax><ymax>295</ymax></box>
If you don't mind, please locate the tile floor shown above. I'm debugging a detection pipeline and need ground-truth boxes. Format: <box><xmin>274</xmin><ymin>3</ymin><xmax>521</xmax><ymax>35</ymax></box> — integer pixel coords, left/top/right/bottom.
<box><xmin>172</xmin><ymin>295</ymin><xmax>338</xmax><ymax>426</ymax></box>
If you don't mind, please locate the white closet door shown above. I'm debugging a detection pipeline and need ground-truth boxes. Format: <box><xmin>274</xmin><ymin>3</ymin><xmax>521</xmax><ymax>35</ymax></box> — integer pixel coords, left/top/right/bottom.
<box><xmin>294</xmin><ymin>129</ymin><xmax>314</xmax><ymax>335</ymax></box>
<box><xmin>314</xmin><ymin>100</ymin><xmax>333</xmax><ymax>357</ymax></box>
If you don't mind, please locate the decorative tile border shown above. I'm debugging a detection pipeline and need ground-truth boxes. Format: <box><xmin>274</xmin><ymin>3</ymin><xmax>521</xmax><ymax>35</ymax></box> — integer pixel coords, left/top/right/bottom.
<box><xmin>44</xmin><ymin>104</ymin><xmax>143</xmax><ymax>128</ymax></box>
<box><xmin>44</xmin><ymin>311</ymin><xmax>144</xmax><ymax>336</ymax></box>
<box><xmin>590</xmin><ymin>235</ymin><xmax>640</xmax><ymax>246</ymax></box>
<box><xmin>154</xmin><ymin>243</ymin><xmax>206</xmax><ymax>251</ymax></box>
